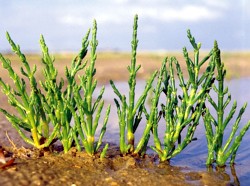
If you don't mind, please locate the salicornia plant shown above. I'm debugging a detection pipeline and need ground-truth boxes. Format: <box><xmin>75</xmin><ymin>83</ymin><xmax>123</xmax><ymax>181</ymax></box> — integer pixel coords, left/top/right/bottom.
<box><xmin>1</xmin><ymin>14</ymin><xmax>250</xmax><ymax>166</ymax></box>
<box><xmin>110</xmin><ymin>15</ymin><xmax>157</xmax><ymax>155</ymax></box>
<box><xmin>150</xmin><ymin>30</ymin><xmax>215</xmax><ymax>162</ymax></box>
<box><xmin>202</xmin><ymin>41</ymin><xmax>250</xmax><ymax>167</ymax></box>
<box><xmin>133</xmin><ymin>59</ymin><xmax>166</xmax><ymax>156</ymax></box>
<box><xmin>38</xmin><ymin>31</ymin><xmax>89</xmax><ymax>153</ymax></box>
<box><xmin>0</xmin><ymin>20</ymin><xmax>110</xmax><ymax>156</ymax></box>
<box><xmin>67</xmin><ymin>20</ymin><xmax>111</xmax><ymax>156</ymax></box>
<box><xmin>0</xmin><ymin>32</ymin><xmax>59</xmax><ymax>149</ymax></box>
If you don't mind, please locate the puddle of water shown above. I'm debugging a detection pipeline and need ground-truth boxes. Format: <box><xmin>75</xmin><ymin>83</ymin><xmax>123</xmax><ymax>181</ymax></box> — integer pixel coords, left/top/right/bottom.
<box><xmin>98</xmin><ymin>77</ymin><xmax>250</xmax><ymax>185</ymax></box>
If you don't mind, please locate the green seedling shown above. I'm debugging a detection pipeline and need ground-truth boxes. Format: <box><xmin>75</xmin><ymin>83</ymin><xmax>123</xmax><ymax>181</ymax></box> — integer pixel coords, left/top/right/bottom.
<box><xmin>67</xmin><ymin>20</ymin><xmax>111</xmax><ymax>156</ymax></box>
<box><xmin>151</xmin><ymin>30</ymin><xmax>215</xmax><ymax>161</ymax></box>
<box><xmin>202</xmin><ymin>41</ymin><xmax>250</xmax><ymax>167</ymax></box>
<box><xmin>0</xmin><ymin>31</ymin><xmax>89</xmax><ymax>151</ymax></box>
<box><xmin>0</xmin><ymin>20</ymin><xmax>110</xmax><ymax>156</ymax></box>
<box><xmin>0</xmin><ymin>33</ymin><xmax>59</xmax><ymax>149</ymax></box>
<box><xmin>38</xmin><ymin>31</ymin><xmax>89</xmax><ymax>153</ymax></box>
<box><xmin>110</xmin><ymin>15</ymin><xmax>157</xmax><ymax>155</ymax></box>
<box><xmin>134</xmin><ymin>59</ymin><xmax>166</xmax><ymax>156</ymax></box>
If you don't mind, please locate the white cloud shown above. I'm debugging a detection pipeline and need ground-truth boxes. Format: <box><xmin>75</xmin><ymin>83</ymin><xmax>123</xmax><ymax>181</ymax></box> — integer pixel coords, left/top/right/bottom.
<box><xmin>241</xmin><ymin>0</ymin><xmax>250</xmax><ymax>19</ymax></box>
<box><xmin>60</xmin><ymin>13</ymin><xmax>126</xmax><ymax>27</ymax></box>
<box><xmin>135</xmin><ymin>5</ymin><xmax>221</xmax><ymax>22</ymax></box>
<box><xmin>61</xmin><ymin>15</ymin><xmax>87</xmax><ymax>27</ymax></box>
<box><xmin>202</xmin><ymin>0</ymin><xmax>229</xmax><ymax>9</ymax></box>
<box><xmin>112</xmin><ymin>0</ymin><xmax>130</xmax><ymax>4</ymax></box>
<box><xmin>59</xmin><ymin>3</ymin><xmax>223</xmax><ymax>27</ymax></box>
<box><xmin>0</xmin><ymin>0</ymin><xmax>248</xmax><ymax>52</ymax></box>
<box><xmin>161</xmin><ymin>5</ymin><xmax>221</xmax><ymax>22</ymax></box>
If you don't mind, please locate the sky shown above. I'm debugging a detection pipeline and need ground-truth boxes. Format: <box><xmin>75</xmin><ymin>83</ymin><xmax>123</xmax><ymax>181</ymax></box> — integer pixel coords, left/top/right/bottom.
<box><xmin>0</xmin><ymin>0</ymin><xmax>249</xmax><ymax>53</ymax></box>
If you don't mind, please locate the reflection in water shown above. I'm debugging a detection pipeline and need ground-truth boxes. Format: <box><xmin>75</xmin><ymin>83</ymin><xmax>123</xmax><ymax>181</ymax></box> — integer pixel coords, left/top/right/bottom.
<box><xmin>230</xmin><ymin>166</ymin><xmax>240</xmax><ymax>186</ymax></box>
<box><xmin>207</xmin><ymin>165</ymin><xmax>240</xmax><ymax>186</ymax></box>
<box><xmin>96</xmin><ymin>77</ymin><xmax>250</xmax><ymax>185</ymax></box>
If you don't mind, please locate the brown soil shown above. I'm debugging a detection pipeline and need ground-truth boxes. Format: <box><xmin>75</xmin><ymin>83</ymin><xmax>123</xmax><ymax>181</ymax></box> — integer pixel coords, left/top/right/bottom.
<box><xmin>0</xmin><ymin>145</ymin><xmax>231</xmax><ymax>186</ymax></box>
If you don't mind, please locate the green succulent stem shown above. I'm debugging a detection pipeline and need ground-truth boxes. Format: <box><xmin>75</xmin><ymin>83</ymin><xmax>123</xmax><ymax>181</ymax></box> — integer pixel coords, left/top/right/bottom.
<box><xmin>0</xmin><ymin>33</ymin><xmax>49</xmax><ymax>148</ymax></box>
<box><xmin>134</xmin><ymin>59</ymin><xmax>166</xmax><ymax>155</ymax></box>
<box><xmin>68</xmin><ymin>20</ymin><xmax>111</xmax><ymax>156</ymax></box>
<box><xmin>0</xmin><ymin>19</ymin><xmax>109</xmax><ymax>157</ymax></box>
<box><xmin>203</xmin><ymin>41</ymin><xmax>250</xmax><ymax>167</ymax></box>
<box><xmin>110</xmin><ymin>15</ymin><xmax>156</xmax><ymax>155</ymax></box>
<box><xmin>151</xmin><ymin>30</ymin><xmax>215</xmax><ymax>162</ymax></box>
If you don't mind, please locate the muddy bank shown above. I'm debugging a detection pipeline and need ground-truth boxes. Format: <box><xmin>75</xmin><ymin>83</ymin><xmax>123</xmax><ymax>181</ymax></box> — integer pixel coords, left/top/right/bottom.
<box><xmin>0</xmin><ymin>145</ymin><xmax>232</xmax><ymax>186</ymax></box>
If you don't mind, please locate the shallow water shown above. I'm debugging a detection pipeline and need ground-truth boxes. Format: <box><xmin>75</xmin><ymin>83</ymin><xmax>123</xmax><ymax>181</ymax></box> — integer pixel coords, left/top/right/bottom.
<box><xmin>99</xmin><ymin>77</ymin><xmax>250</xmax><ymax>185</ymax></box>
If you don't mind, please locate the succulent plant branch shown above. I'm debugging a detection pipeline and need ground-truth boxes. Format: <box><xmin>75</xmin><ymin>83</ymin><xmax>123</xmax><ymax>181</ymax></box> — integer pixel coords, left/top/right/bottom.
<box><xmin>0</xmin><ymin>20</ymin><xmax>110</xmax><ymax>156</ymax></box>
<box><xmin>134</xmin><ymin>58</ymin><xmax>166</xmax><ymax>155</ymax></box>
<box><xmin>202</xmin><ymin>41</ymin><xmax>250</xmax><ymax>167</ymax></box>
<box><xmin>150</xmin><ymin>30</ymin><xmax>215</xmax><ymax>161</ymax></box>
<box><xmin>68</xmin><ymin>20</ymin><xmax>111</xmax><ymax>156</ymax></box>
<box><xmin>38</xmin><ymin>30</ymin><xmax>90</xmax><ymax>153</ymax></box>
<box><xmin>110</xmin><ymin>15</ymin><xmax>157</xmax><ymax>155</ymax></box>
<box><xmin>0</xmin><ymin>32</ymin><xmax>59</xmax><ymax>148</ymax></box>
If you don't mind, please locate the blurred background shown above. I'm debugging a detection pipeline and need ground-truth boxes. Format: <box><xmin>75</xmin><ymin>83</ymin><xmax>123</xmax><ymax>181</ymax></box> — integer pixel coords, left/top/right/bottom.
<box><xmin>0</xmin><ymin>0</ymin><xmax>249</xmax><ymax>53</ymax></box>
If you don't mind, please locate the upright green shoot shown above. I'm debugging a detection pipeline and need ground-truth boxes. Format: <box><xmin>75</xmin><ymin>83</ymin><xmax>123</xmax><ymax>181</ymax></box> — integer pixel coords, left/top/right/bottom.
<box><xmin>68</xmin><ymin>20</ymin><xmax>111</xmax><ymax>156</ymax></box>
<box><xmin>110</xmin><ymin>15</ymin><xmax>157</xmax><ymax>154</ymax></box>
<box><xmin>151</xmin><ymin>30</ymin><xmax>215</xmax><ymax>161</ymax></box>
<box><xmin>134</xmin><ymin>59</ymin><xmax>166</xmax><ymax>155</ymax></box>
<box><xmin>0</xmin><ymin>33</ymin><xmax>59</xmax><ymax>149</ymax></box>
<box><xmin>39</xmin><ymin>30</ymin><xmax>89</xmax><ymax>153</ymax></box>
<box><xmin>0</xmin><ymin>21</ymin><xmax>109</xmax><ymax>155</ymax></box>
<box><xmin>202</xmin><ymin>41</ymin><xmax>250</xmax><ymax>167</ymax></box>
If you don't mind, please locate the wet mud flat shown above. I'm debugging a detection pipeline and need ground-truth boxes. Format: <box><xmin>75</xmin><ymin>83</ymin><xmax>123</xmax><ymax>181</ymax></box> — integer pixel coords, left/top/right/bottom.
<box><xmin>0</xmin><ymin>145</ymin><xmax>233</xmax><ymax>186</ymax></box>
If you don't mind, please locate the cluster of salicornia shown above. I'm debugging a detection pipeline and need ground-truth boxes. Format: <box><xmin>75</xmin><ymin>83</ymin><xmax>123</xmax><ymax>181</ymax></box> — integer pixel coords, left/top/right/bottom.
<box><xmin>0</xmin><ymin>15</ymin><xmax>249</xmax><ymax>167</ymax></box>
<box><xmin>0</xmin><ymin>20</ymin><xmax>110</xmax><ymax>157</ymax></box>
